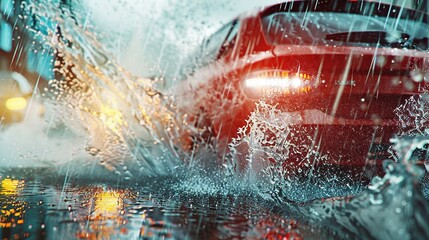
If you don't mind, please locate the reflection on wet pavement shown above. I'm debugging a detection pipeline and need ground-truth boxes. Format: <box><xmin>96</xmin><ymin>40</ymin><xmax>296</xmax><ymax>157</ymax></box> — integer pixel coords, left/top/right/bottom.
<box><xmin>1</xmin><ymin>1</ymin><xmax>429</xmax><ymax>239</ymax></box>
<box><xmin>0</xmin><ymin>175</ymin><xmax>329</xmax><ymax>240</ymax></box>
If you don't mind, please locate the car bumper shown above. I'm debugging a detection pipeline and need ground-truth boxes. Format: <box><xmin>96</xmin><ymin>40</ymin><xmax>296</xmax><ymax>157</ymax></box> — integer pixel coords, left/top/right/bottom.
<box><xmin>214</xmin><ymin>105</ymin><xmax>398</xmax><ymax>169</ymax></box>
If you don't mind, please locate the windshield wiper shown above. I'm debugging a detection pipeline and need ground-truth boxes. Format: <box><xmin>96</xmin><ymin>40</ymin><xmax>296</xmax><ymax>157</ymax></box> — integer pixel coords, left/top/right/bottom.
<box><xmin>325</xmin><ymin>31</ymin><xmax>428</xmax><ymax>50</ymax></box>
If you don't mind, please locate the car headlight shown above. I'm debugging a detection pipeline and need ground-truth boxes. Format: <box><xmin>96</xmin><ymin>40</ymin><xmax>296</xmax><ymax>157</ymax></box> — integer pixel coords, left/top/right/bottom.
<box><xmin>243</xmin><ymin>70</ymin><xmax>314</xmax><ymax>99</ymax></box>
<box><xmin>5</xmin><ymin>97</ymin><xmax>27</xmax><ymax>111</ymax></box>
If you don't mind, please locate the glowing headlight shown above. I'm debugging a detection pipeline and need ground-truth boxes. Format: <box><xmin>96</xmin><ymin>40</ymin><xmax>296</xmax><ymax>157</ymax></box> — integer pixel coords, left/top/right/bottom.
<box><xmin>5</xmin><ymin>97</ymin><xmax>27</xmax><ymax>111</ymax></box>
<box><xmin>243</xmin><ymin>70</ymin><xmax>313</xmax><ymax>98</ymax></box>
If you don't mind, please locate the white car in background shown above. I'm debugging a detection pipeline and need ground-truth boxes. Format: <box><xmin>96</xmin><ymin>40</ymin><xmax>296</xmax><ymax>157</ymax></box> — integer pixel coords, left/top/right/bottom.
<box><xmin>0</xmin><ymin>71</ymin><xmax>41</xmax><ymax>126</ymax></box>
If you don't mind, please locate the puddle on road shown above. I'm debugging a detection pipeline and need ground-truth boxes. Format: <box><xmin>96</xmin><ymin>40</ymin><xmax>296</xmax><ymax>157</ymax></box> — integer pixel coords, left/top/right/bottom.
<box><xmin>0</xmin><ymin>176</ymin><xmax>330</xmax><ymax>239</ymax></box>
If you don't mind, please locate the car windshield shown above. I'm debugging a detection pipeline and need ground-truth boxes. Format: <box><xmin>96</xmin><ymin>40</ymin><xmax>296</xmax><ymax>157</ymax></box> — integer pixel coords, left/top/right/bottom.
<box><xmin>261</xmin><ymin>1</ymin><xmax>429</xmax><ymax>50</ymax></box>
<box><xmin>0</xmin><ymin>72</ymin><xmax>31</xmax><ymax>96</ymax></box>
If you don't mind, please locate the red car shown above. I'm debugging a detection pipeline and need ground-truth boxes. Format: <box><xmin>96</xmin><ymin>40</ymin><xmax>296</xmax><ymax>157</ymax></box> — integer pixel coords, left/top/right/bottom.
<box><xmin>178</xmin><ymin>1</ymin><xmax>429</xmax><ymax>178</ymax></box>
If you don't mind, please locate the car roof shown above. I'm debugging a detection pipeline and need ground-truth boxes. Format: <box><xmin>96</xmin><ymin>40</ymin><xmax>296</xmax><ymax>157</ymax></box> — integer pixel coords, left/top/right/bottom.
<box><xmin>259</xmin><ymin>0</ymin><xmax>428</xmax><ymax>23</ymax></box>
<box><xmin>0</xmin><ymin>71</ymin><xmax>32</xmax><ymax>95</ymax></box>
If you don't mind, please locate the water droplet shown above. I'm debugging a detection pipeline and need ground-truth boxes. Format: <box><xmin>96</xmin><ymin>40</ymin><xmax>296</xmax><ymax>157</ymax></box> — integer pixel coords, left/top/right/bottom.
<box><xmin>410</xmin><ymin>70</ymin><xmax>423</xmax><ymax>82</ymax></box>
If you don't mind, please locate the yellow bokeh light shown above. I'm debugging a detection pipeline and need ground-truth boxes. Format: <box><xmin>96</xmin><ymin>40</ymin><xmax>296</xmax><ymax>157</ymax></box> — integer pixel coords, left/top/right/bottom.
<box><xmin>95</xmin><ymin>191</ymin><xmax>122</xmax><ymax>215</ymax></box>
<box><xmin>100</xmin><ymin>104</ymin><xmax>125</xmax><ymax>134</ymax></box>
<box><xmin>1</xmin><ymin>178</ymin><xmax>21</xmax><ymax>195</ymax></box>
<box><xmin>5</xmin><ymin>97</ymin><xmax>27</xmax><ymax>111</ymax></box>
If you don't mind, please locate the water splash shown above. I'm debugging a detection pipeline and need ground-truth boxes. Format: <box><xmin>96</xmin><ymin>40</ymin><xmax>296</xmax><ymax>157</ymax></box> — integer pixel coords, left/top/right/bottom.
<box><xmin>395</xmin><ymin>92</ymin><xmax>429</xmax><ymax>172</ymax></box>
<box><xmin>5</xmin><ymin>2</ymin><xmax>429</xmax><ymax>238</ymax></box>
<box><xmin>226</xmin><ymin>101</ymin><xmax>360</xmax><ymax>202</ymax></box>
<box><xmin>217</xmin><ymin>94</ymin><xmax>429</xmax><ymax>238</ymax></box>
<box><xmin>293</xmin><ymin>136</ymin><xmax>429</xmax><ymax>240</ymax></box>
<box><xmin>273</xmin><ymin>94</ymin><xmax>429</xmax><ymax>239</ymax></box>
<box><xmin>25</xmin><ymin>1</ymin><xmax>186</xmax><ymax>177</ymax></box>
<box><xmin>395</xmin><ymin>93</ymin><xmax>429</xmax><ymax>137</ymax></box>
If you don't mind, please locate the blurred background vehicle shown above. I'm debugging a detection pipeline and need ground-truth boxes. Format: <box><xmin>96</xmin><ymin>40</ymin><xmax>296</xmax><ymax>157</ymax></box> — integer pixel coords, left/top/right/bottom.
<box><xmin>0</xmin><ymin>71</ymin><xmax>33</xmax><ymax>125</ymax></box>
<box><xmin>0</xmin><ymin>0</ymin><xmax>54</xmax><ymax>127</ymax></box>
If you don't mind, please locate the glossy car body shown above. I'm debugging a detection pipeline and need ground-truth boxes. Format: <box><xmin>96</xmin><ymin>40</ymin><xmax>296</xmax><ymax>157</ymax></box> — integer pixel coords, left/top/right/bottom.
<box><xmin>178</xmin><ymin>1</ymin><xmax>429</xmax><ymax>175</ymax></box>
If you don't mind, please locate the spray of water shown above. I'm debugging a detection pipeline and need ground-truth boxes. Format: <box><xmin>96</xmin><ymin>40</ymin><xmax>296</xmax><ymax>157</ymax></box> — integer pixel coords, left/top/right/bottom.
<box><xmin>226</xmin><ymin>101</ymin><xmax>362</xmax><ymax>201</ymax></box>
<box><xmin>291</xmin><ymin>136</ymin><xmax>429</xmax><ymax>240</ymax></box>
<box><xmin>24</xmin><ymin>1</ymin><xmax>187</xmax><ymax>177</ymax></box>
<box><xmin>5</xmin><ymin>1</ymin><xmax>429</xmax><ymax>238</ymax></box>
<box><xmin>274</xmin><ymin>94</ymin><xmax>429</xmax><ymax>239</ymax></box>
